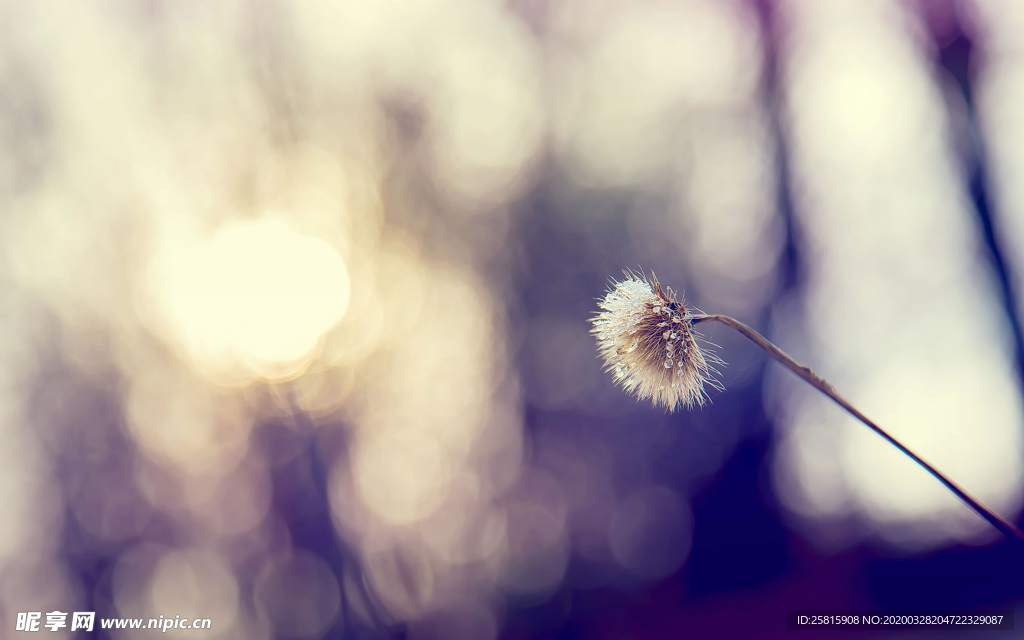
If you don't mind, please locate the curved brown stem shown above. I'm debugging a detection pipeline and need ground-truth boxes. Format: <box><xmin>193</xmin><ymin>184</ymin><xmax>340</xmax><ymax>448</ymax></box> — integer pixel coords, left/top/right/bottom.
<box><xmin>692</xmin><ymin>313</ymin><xmax>1024</xmax><ymax>545</ymax></box>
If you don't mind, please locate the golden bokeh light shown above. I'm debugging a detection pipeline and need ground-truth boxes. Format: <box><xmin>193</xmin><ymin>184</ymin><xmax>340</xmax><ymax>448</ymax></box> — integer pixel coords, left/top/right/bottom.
<box><xmin>552</xmin><ymin>0</ymin><xmax>757</xmax><ymax>187</ymax></box>
<box><xmin>146</xmin><ymin>217</ymin><xmax>351</xmax><ymax>382</ymax></box>
<box><xmin>353</xmin><ymin>428</ymin><xmax>454</xmax><ymax>527</ymax></box>
<box><xmin>125</xmin><ymin>357</ymin><xmax>251</xmax><ymax>475</ymax></box>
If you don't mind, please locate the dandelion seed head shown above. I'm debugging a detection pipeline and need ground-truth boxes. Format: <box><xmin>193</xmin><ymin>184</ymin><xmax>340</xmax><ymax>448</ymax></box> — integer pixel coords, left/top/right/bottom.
<box><xmin>589</xmin><ymin>269</ymin><xmax>723</xmax><ymax>411</ymax></box>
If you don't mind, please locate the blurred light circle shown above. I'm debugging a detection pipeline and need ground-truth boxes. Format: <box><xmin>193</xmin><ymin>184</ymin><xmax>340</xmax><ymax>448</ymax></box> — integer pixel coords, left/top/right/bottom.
<box><xmin>148</xmin><ymin>217</ymin><xmax>351</xmax><ymax>381</ymax></box>
<box><xmin>608</xmin><ymin>485</ymin><xmax>692</xmax><ymax>580</ymax></box>
<box><xmin>254</xmin><ymin>551</ymin><xmax>341</xmax><ymax>638</ymax></box>
<box><xmin>148</xmin><ymin>549</ymin><xmax>240</xmax><ymax>633</ymax></box>
<box><xmin>112</xmin><ymin>544</ymin><xmax>162</xmax><ymax>618</ymax></box>
<box><xmin>188</xmin><ymin>461</ymin><xmax>272</xmax><ymax>537</ymax></box>
<box><xmin>125</xmin><ymin>363</ymin><xmax>251</xmax><ymax>475</ymax></box>
<box><xmin>499</xmin><ymin>501</ymin><xmax>568</xmax><ymax>599</ymax></box>
<box><xmin>364</xmin><ymin>542</ymin><xmax>436</xmax><ymax>621</ymax></box>
<box><xmin>353</xmin><ymin>429</ymin><xmax>453</xmax><ymax>526</ymax></box>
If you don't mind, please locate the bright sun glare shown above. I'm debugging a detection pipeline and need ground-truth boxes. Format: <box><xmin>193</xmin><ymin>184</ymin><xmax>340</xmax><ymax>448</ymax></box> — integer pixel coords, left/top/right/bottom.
<box><xmin>148</xmin><ymin>218</ymin><xmax>351</xmax><ymax>381</ymax></box>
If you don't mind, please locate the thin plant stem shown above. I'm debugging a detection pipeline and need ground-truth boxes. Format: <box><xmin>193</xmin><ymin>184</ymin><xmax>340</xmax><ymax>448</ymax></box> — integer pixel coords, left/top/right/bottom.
<box><xmin>691</xmin><ymin>313</ymin><xmax>1024</xmax><ymax>545</ymax></box>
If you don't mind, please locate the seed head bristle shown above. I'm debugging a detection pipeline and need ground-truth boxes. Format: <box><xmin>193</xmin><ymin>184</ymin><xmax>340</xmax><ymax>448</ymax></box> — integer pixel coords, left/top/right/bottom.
<box><xmin>589</xmin><ymin>269</ymin><xmax>723</xmax><ymax>411</ymax></box>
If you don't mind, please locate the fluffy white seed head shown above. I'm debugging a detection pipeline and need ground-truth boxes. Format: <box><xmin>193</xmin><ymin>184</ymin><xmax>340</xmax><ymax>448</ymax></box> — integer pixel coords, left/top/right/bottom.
<box><xmin>589</xmin><ymin>270</ymin><xmax>723</xmax><ymax>411</ymax></box>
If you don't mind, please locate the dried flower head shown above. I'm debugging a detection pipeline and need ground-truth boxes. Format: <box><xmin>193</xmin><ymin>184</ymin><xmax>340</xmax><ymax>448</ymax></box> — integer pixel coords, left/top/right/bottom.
<box><xmin>590</xmin><ymin>269</ymin><xmax>723</xmax><ymax>411</ymax></box>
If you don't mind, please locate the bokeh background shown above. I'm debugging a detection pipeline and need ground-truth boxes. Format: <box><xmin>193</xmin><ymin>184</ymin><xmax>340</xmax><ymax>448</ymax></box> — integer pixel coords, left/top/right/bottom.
<box><xmin>2</xmin><ymin>0</ymin><xmax>1024</xmax><ymax>637</ymax></box>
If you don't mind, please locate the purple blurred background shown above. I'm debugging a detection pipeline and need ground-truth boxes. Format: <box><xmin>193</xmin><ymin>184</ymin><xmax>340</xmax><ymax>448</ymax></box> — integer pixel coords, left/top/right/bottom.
<box><xmin>2</xmin><ymin>0</ymin><xmax>1024</xmax><ymax>638</ymax></box>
